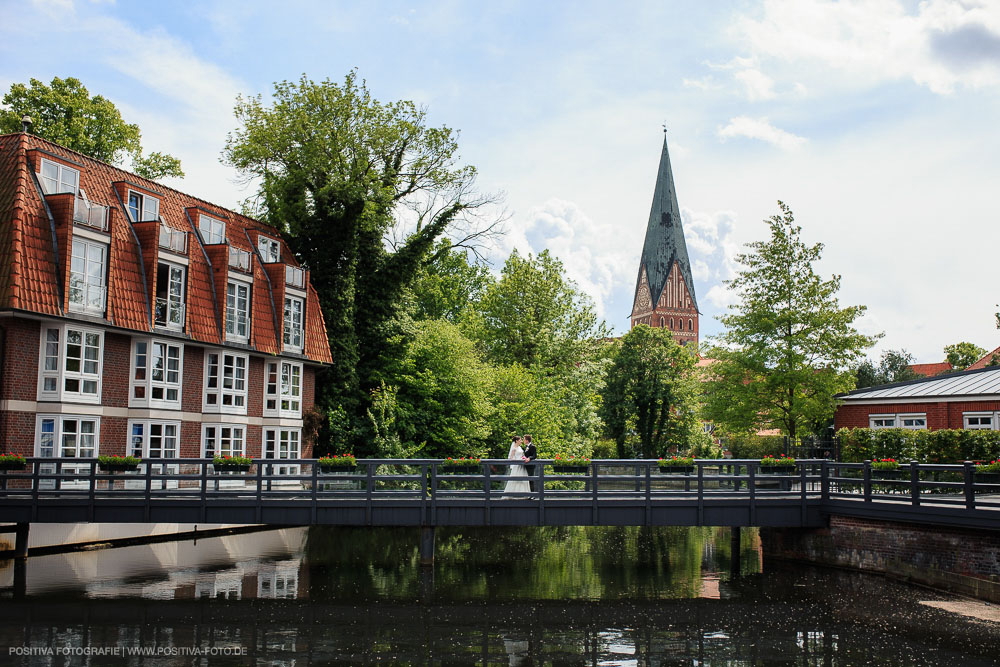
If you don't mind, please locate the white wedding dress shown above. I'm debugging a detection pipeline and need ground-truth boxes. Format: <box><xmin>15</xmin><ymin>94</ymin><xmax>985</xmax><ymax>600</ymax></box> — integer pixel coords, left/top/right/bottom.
<box><xmin>504</xmin><ymin>443</ymin><xmax>531</xmax><ymax>494</ymax></box>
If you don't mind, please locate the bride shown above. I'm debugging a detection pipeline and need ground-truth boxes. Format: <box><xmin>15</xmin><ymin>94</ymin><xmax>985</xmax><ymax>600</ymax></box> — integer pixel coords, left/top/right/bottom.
<box><xmin>504</xmin><ymin>435</ymin><xmax>531</xmax><ymax>495</ymax></box>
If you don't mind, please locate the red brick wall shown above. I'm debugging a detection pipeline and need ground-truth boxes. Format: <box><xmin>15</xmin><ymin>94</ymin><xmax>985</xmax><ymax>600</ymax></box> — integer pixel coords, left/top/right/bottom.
<box><xmin>101</xmin><ymin>332</ymin><xmax>130</xmax><ymax>408</ymax></box>
<box><xmin>1</xmin><ymin>411</ymin><xmax>36</xmax><ymax>457</ymax></box>
<box><xmin>835</xmin><ymin>401</ymin><xmax>1000</xmax><ymax>430</ymax></box>
<box><xmin>0</xmin><ymin>318</ymin><xmax>39</xmax><ymax>402</ymax></box>
<box><xmin>303</xmin><ymin>365</ymin><xmax>316</xmax><ymax>414</ymax></box>
<box><xmin>248</xmin><ymin>356</ymin><xmax>264</xmax><ymax>418</ymax></box>
<box><xmin>101</xmin><ymin>416</ymin><xmax>128</xmax><ymax>456</ymax></box>
<box><xmin>182</xmin><ymin>344</ymin><xmax>204</xmax><ymax>414</ymax></box>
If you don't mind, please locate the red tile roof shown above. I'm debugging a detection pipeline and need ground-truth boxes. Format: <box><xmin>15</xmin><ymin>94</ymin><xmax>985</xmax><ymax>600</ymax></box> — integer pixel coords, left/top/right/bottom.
<box><xmin>968</xmin><ymin>345</ymin><xmax>1000</xmax><ymax>371</ymax></box>
<box><xmin>0</xmin><ymin>133</ymin><xmax>331</xmax><ymax>364</ymax></box>
<box><xmin>908</xmin><ymin>362</ymin><xmax>952</xmax><ymax>377</ymax></box>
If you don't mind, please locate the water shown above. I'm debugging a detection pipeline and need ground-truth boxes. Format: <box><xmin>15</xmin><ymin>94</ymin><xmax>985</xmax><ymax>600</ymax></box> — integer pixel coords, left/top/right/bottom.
<box><xmin>1</xmin><ymin>526</ymin><xmax>998</xmax><ymax>665</ymax></box>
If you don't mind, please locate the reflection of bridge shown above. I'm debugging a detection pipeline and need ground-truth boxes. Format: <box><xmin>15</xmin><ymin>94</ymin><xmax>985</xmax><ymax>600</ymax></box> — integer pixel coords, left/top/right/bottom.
<box><xmin>2</xmin><ymin>458</ymin><xmax>998</xmax><ymax>561</ymax></box>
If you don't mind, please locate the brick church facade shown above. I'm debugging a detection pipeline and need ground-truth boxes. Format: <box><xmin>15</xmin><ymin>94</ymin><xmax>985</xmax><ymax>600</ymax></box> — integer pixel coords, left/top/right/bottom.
<box><xmin>0</xmin><ymin>131</ymin><xmax>333</xmax><ymax>468</ymax></box>
<box><xmin>630</xmin><ymin>135</ymin><xmax>699</xmax><ymax>345</ymax></box>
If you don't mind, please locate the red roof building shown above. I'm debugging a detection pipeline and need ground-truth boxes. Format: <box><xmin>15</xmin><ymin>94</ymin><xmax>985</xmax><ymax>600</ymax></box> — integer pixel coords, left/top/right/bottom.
<box><xmin>0</xmin><ymin>132</ymin><xmax>332</xmax><ymax>469</ymax></box>
<box><xmin>967</xmin><ymin>345</ymin><xmax>1000</xmax><ymax>371</ymax></box>
<box><xmin>908</xmin><ymin>361</ymin><xmax>952</xmax><ymax>377</ymax></box>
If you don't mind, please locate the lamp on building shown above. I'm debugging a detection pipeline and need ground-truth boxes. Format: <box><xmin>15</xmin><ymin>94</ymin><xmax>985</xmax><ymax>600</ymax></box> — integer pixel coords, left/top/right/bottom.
<box><xmin>21</xmin><ymin>115</ymin><xmax>32</xmax><ymax>134</ymax></box>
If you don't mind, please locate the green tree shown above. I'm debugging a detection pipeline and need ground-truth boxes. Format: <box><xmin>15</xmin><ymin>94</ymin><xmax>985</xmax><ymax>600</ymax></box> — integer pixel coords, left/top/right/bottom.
<box><xmin>1</xmin><ymin>76</ymin><xmax>183</xmax><ymax>180</ymax></box>
<box><xmin>600</xmin><ymin>325</ymin><xmax>700</xmax><ymax>459</ymax></box>
<box><xmin>944</xmin><ymin>342</ymin><xmax>986</xmax><ymax>371</ymax></box>
<box><xmin>702</xmin><ymin>202</ymin><xmax>878</xmax><ymax>440</ymax></box>
<box><xmin>224</xmin><ymin>72</ymin><xmax>500</xmax><ymax>451</ymax></box>
<box><xmin>410</xmin><ymin>239</ymin><xmax>494</xmax><ymax>323</ymax></box>
<box><xmin>855</xmin><ymin>349</ymin><xmax>919</xmax><ymax>389</ymax></box>
<box><xmin>474</xmin><ymin>249</ymin><xmax>608</xmax><ymax>372</ymax></box>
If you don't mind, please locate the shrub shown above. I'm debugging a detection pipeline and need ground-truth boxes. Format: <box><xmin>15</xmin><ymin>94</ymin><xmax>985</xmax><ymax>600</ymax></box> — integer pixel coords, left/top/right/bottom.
<box><xmin>837</xmin><ymin>428</ymin><xmax>1000</xmax><ymax>464</ymax></box>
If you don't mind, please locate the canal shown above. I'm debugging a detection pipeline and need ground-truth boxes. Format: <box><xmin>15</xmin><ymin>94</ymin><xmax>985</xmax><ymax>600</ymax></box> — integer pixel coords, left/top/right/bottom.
<box><xmin>1</xmin><ymin>526</ymin><xmax>998</xmax><ymax>665</ymax></box>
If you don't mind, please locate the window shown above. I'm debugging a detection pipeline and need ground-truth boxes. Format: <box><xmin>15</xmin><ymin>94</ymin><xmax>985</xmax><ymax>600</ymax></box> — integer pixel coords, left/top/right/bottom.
<box><xmin>283</xmin><ymin>296</ymin><xmax>303</xmax><ymax>351</ymax></box>
<box><xmin>127</xmin><ymin>190</ymin><xmax>159</xmax><ymax>222</ymax></box>
<box><xmin>689</xmin><ymin>319</ymin><xmax>693</xmax><ymax>331</ymax></box>
<box><xmin>204</xmin><ymin>351</ymin><xmax>248</xmax><ymax>413</ymax></box>
<box><xmin>669</xmin><ymin>317</ymin><xmax>674</xmax><ymax>329</ymax></box>
<box><xmin>129</xmin><ymin>421</ymin><xmax>180</xmax><ymax>489</ymax></box>
<box><xmin>899</xmin><ymin>414</ymin><xmax>927</xmax><ymax>430</ymax></box>
<box><xmin>263</xmin><ymin>428</ymin><xmax>301</xmax><ymax>476</ymax></box>
<box><xmin>203</xmin><ymin>424</ymin><xmax>245</xmax><ymax>458</ymax></box>
<box><xmin>131</xmin><ymin>339</ymin><xmax>182</xmax><ymax>407</ymax></box>
<box><xmin>264</xmin><ymin>361</ymin><xmax>301</xmax><ymax>416</ymax></box>
<box><xmin>870</xmin><ymin>415</ymin><xmax>896</xmax><ymax>429</ymax></box>
<box><xmin>38</xmin><ymin>324</ymin><xmax>102</xmax><ymax>403</ymax></box>
<box><xmin>226</xmin><ymin>282</ymin><xmax>250</xmax><ymax>342</ymax></box>
<box><xmin>659</xmin><ymin>316</ymin><xmax>664</xmax><ymax>327</ymax></box>
<box><xmin>199</xmin><ymin>214</ymin><xmax>226</xmax><ymax>245</ymax></box>
<box><xmin>154</xmin><ymin>263</ymin><xmax>185</xmax><ymax>329</ymax></box>
<box><xmin>964</xmin><ymin>413</ymin><xmax>996</xmax><ymax>430</ymax></box>
<box><xmin>258</xmin><ymin>235</ymin><xmax>281</xmax><ymax>263</ymax></box>
<box><xmin>38</xmin><ymin>158</ymin><xmax>79</xmax><ymax>195</ymax></box>
<box><xmin>68</xmin><ymin>238</ymin><xmax>107</xmax><ymax>314</ymax></box>
<box><xmin>37</xmin><ymin>415</ymin><xmax>99</xmax><ymax>489</ymax></box>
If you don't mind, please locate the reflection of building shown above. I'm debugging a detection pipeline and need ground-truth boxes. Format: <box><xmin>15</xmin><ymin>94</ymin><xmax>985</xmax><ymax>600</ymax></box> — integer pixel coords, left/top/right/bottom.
<box><xmin>0</xmin><ymin>132</ymin><xmax>333</xmax><ymax>465</ymax></box>
<box><xmin>631</xmin><ymin>134</ymin><xmax>699</xmax><ymax>345</ymax></box>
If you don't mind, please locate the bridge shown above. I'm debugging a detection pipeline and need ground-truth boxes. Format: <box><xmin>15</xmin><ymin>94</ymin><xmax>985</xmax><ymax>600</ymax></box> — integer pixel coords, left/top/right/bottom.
<box><xmin>2</xmin><ymin>458</ymin><xmax>999</xmax><ymax>561</ymax></box>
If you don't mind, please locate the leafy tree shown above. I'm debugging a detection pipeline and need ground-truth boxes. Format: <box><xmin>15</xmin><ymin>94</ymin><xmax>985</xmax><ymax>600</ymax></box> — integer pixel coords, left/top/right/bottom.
<box><xmin>855</xmin><ymin>349</ymin><xmax>919</xmax><ymax>389</ymax></box>
<box><xmin>702</xmin><ymin>202</ymin><xmax>878</xmax><ymax>441</ymax></box>
<box><xmin>1</xmin><ymin>76</ymin><xmax>183</xmax><ymax>180</ymax></box>
<box><xmin>600</xmin><ymin>325</ymin><xmax>700</xmax><ymax>459</ymax></box>
<box><xmin>224</xmin><ymin>72</ymin><xmax>500</xmax><ymax>452</ymax></box>
<box><xmin>486</xmin><ymin>364</ymin><xmax>575</xmax><ymax>458</ymax></box>
<box><xmin>410</xmin><ymin>239</ymin><xmax>494</xmax><ymax>323</ymax></box>
<box><xmin>944</xmin><ymin>342</ymin><xmax>986</xmax><ymax>371</ymax></box>
<box><xmin>474</xmin><ymin>249</ymin><xmax>608</xmax><ymax>373</ymax></box>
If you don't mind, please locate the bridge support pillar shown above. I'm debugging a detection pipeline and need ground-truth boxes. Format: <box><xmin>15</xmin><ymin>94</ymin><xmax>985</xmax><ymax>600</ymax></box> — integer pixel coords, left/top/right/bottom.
<box><xmin>419</xmin><ymin>526</ymin><xmax>435</xmax><ymax>566</ymax></box>
<box><xmin>14</xmin><ymin>523</ymin><xmax>29</xmax><ymax>560</ymax></box>
<box><xmin>730</xmin><ymin>526</ymin><xmax>741</xmax><ymax>576</ymax></box>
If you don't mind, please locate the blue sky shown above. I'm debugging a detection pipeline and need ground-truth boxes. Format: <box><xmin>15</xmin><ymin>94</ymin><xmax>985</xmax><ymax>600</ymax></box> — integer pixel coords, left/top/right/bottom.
<box><xmin>3</xmin><ymin>0</ymin><xmax>999</xmax><ymax>363</ymax></box>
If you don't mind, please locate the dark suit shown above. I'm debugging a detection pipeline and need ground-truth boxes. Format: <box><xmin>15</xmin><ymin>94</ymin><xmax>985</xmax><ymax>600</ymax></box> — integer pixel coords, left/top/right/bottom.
<box><xmin>523</xmin><ymin>442</ymin><xmax>537</xmax><ymax>492</ymax></box>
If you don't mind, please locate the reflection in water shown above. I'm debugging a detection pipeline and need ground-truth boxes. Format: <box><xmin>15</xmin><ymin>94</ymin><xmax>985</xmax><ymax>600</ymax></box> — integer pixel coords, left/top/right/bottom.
<box><xmin>0</xmin><ymin>526</ymin><xmax>998</xmax><ymax>665</ymax></box>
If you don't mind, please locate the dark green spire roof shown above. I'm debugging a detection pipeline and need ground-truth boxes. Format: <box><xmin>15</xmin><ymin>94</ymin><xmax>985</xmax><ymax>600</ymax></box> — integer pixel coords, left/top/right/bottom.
<box><xmin>635</xmin><ymin>135</ymin><xmax>698</xmax><ymax>311</ymax></box>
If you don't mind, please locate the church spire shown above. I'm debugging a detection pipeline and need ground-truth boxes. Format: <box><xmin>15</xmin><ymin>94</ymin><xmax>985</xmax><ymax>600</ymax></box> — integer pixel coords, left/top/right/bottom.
<box><xmin>631</xmin><ymin>133</ymin><xmax>700</xmax><ymax>343</ymax></box>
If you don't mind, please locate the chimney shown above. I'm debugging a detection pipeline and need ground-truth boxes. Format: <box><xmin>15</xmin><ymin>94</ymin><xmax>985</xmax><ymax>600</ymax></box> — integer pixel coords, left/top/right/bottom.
<box><xmin>21</xmin><ymin>115</ymin><xmax>32</xmax><ymax>134</ymax></box>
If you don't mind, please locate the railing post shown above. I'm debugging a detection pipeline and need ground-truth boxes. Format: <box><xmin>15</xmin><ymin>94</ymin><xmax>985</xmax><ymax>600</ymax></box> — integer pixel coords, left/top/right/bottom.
<box><xmin>909</xmin><ymin>460</ymin><xmax>920</xmax><ymax>506</ymax></box>
<box><xmin>538</xmin><ymin>463</ymin><xmax>545</xmax><ymax>525</ymax></box>
<box><xmin>13</xmin><ymin>523</ymin><xmax>29</xmax><ymax>559</ymax></box>
<box><xmin>366</xmin><ymin>462</ymin><xmax>374</xmax><ymax>526</ymax></box>
<box><xmin>800</xmin><ymin>461</ymin><xmax>808</xmax><ymax>523</ymax></box>
<box><xmin>697</xmin><ymin>462</ymin><xmax>705</xmax><ymax>526</ymax></box>
<box><xmin>421</xmin><ymin>463</ymin><xmax>429</xmax><ymax>525</ymax></box>
<box><xmin>430</xmin><ymin>463</ymin><xmax>438</xmax><ymax>526</ymax></box>
<box><xmin>964</xmin><ymin>461</ymin><xmax>975</xmax><ymax>510</ymax></box>
<box><xmin>200</xmin><ymin>459</ymin><xmax>209</xmax><ymax>522</ymax></box>
<box><xmin>820</xmin><ymin>461</ymin><xmax>829</xmax><ymax>503</ymax></box>
<box><xmin>591</xmin><ymin>462</ymin><xmax>599</xmax><ymax>525</ymax></box>
<box><xmin>144</xmin><ymin>461</ymin><xmax>152</xmax><ymax>522</ymax></box>
<box><xmin>484</xmin><ymin>462</ymin><xmax>491</xmax><ymax>526</ymax></box>
<box><xmin>88</xmin><ymin>459</ymin><xmax>97</xmax><ymax>522</ymax></box>
<box><xmin>644</xmin><ymin>463</ymin><xmax>652</xmax><ymax>526</ymax></box>
<box><xmin>863</xmin><ymin>460</ymin><xmax>872</xmax><ymax>503</ymax></box>
<box><xmin>255</xmin><ymin>462</ymin><xmax>264</xmax><ymax>523</ymax></box>
<box><xmin>747</xmin><ymin>464</ymin><xmax>755</xmax><ymax>525</ymax></box>
<box><xmin>311</xmin><ymin>460</ymin><xmax>319</xmax><ymax>524</ymax></box>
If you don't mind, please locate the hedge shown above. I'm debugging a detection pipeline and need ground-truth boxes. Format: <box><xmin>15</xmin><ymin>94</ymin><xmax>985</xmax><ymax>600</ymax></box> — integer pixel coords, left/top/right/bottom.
<box><xmin>836</xmin><ymin>428</ymin><xmax>1000</xmax><ymax>464</ymax></box>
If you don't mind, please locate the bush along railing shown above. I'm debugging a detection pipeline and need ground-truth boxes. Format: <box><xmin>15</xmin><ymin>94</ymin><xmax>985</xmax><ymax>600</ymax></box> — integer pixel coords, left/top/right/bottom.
<box><xmin>760</xmin><ymin>454</ymin><xmax>796</xmax><ymax>474</ymax></box>
<box><xmin>318</xmin><ymin>454</ymin><xmax>356</xmax><ymax>472</ymax></box>
<box><xmin>97</xmin><ymin>455</ymin><xmax>141</xmax><ymax>472</ymax></box>
<box><xmin>0</xmin><ymin>453</ymin><xmax>27</xmax><ymax>471</ymax></box>
<box><xmin>837</xmin><ymin>427</ymin><xmax>1000</xmax><ymax>464</ymax></box>
<box><xmin>658</xmin><ymin>456</ymin><xmax>695</xmax><ymax>474</ymax></box>
<box><xmin>550</xmin><ymin>455</ymin><xmax>590</xmax><ymax>473</ymax></box>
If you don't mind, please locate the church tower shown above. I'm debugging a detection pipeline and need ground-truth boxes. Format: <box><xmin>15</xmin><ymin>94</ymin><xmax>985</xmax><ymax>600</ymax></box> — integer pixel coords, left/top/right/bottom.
<box><xmin>630</xmin><ymin>134</ymin><xmax>699</xmax><ymax>345</ymax></box>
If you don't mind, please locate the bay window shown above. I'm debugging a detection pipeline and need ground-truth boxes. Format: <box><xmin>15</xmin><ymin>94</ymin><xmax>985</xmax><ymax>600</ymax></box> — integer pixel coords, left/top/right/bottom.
<box><xmin>264</xmin><ymin>361</ymin><xmax>301</xmax><ymax>417</ymax></box>
<box><xmin>204</xmin><ymin>350</ymin><xmax>248</xmax><ymax>413</ymax></box>
<box><xmin>38</xmin><ymin>324</ymin><xmax>103</xmax><ymax>403</ymax></box>
<box><xmin>203</xmin><ymin>424</ymin><xmax>246</xmax><ymax>458</ymax></box>
<box><xmin>131</xmin><ymin>339</ymin><xmax>182</xmax><ymax>408</ymax></box>
<box><xmin>263</xmin><ymin>428</ymin><xmax>300</xmax><ymax>476</ymax></box>
<box><xmin>36</xmin><ymin>415</ymin><xmax>99</xmax><ymax>489</ymax></box>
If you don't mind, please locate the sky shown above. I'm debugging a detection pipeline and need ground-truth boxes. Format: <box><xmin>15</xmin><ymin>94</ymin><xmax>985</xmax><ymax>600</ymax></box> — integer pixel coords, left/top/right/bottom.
<box><xmin>2</xmin><ymin>0</ymin><xmax>999</xmax><ymax>364</ymax></box>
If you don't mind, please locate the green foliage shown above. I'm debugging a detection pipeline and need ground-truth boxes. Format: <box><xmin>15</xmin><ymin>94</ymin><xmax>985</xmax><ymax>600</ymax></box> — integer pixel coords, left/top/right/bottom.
<box><xmin>944</xmin><ymin>342</ymin><xmax>986</xmax><ymax>370</ymax></box>
<box><xmin>988</xmin><ymin>354</ymin><xmax>1000</xmax><ymax>368</ymax></box>
<box><xmin>410</xmin><ymin>240</ymin><xmax>493</xmax><ymax>323</ymax></box>
<box><xmin>702</xmin><ymin>202</ymin><xmax>878</xmax><ymax>440</ymax></box>
<box><xmin>723</xmin><ymin>434</ymin><xmax>787</xmax><ymax>459</ymax></box>
<box><xmin>837</xmin><ymin>428</ymin><xmax>1000</xmax><ymax>464</ymax></box>
<box><xmin>854</xmin><ymin>349</ymin><xmax>919</xmax><ymax>389</ymax></box>
<box><xmin>2</xmin><ymin>76</ymin><xmax>183</xmax><ymax>179</ymax></box>
<box><xmin>485</xmin><ymin>364</ymin><xmax>579</xmax><ymax>458</ymax></box>
<box><xmin>600</xmin><ymin>325</ymin><xmax>700</xmax><ymax>459</ymax></box>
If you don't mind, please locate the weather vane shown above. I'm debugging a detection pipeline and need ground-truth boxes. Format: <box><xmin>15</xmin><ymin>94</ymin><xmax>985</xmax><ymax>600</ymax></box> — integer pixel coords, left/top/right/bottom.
<box><xmin>662</xmin><ymin>122</ymin><xmax>668</xmax><ymax>134</ymax></box>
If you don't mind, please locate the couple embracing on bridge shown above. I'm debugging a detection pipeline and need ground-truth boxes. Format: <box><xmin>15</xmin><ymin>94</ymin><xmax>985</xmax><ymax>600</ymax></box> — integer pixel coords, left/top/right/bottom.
<box><xmin>504</xmin><ymin>435</ymin><xmax>537</xmax><ymax>495</ymax></box>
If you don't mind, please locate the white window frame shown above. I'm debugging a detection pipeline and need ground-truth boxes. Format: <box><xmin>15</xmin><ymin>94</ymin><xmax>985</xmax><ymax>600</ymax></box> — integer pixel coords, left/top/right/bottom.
<box><xmin>127</xmin><ymin>189</ymin><xmax>160</xmax><ymax>222</ymax></box>
<box><xmin>963</xmin><ymin>412</ymin><xmax>997</xmax><ymax>430</ymax></box>
<box><xmin>898</xmin><ymin>414</ymin><xmax>927</xmax><ymax>430</ymax></box>
<box><xmin>128</xmin><ymin>420</ymin><xmax>180</xmax><ymax>489</ymax></box>
<box><xmin>203</xmin><ymin>350</ymin><xmax>248</xmax><ymax>414</ymax></box>
<box><xmin>264</xmin><ymin>361</ymin><xmax>302</xmax><ymax>417</ymax></box>
<box><xmin>37</xmin><ymin>323</ymin><xmax>103</xmax><ymax>404</ymax></box>
<box><xmin>130</xmin><ymin>339</ymin><xmax>183</xmax><ymax>408</ymax></box>
<box><xmin>258</xmin><ymin>235</ymin><xmax>281</xmax><ymax>263</ymax></box>
<box><xmin>202</xmin><ymin>424</ymin><xmax>246</xmax><ymax>459</ymax></box>
<box><xmin>36</xmin><ymin>414</ymin><xmax>100</xmax><ymax>489</ymax></box>
<box><xmin>38</xmin><ymin>157</ymin><xmax>79</xmax><ymax>195</ymax></box>
<box><xmin>283</xmin><ymin>296</ymin><xmax>304</xmax><ymax>352</ymax></box>
<box><xmin>198</xmin><ymin>213</ymin><xmax>226</xmax><ymax>245</ymax></box>
<box><xmin>68</xmin><ymin>238</ymin><xmax>107</xmax><ymax>315</ymax></box>
<box><xmin>869</xmin><ymin>415</ymin><xmax>896</xmax><ymax>429</ymax></box>
<box><xmin>225</xmin><ymin>281</ymin><xmax>250</xmax><ymax>342</ymax></box>
<box><xmin>263</xmin><ymin>428</ymin><xmax>301</xmax><ymax>476</ymax></box>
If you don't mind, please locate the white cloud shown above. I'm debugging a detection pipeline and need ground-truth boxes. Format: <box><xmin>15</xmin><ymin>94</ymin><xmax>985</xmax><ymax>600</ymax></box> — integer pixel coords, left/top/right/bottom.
<box><xmin>717</xmin><ymin>116</ymin><xmax>807</xmax><ymax>151</ymax></box>
<box><xmin>705</xmin><ymin>284</ymin><xmax>738</xmax><ymax>309</ymax></box>
<box><xmin>734</xmin><ymin>68</ymin><xmax>776</xmax><ymax>100</ymax></box>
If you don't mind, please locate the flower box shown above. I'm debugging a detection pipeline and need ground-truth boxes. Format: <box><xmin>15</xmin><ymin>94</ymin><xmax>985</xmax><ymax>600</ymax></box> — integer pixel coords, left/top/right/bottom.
<box><xmin>552</xmin><ymin>465</ymin><xmax>588</xmax><ymax>474</ymax></box>
<box><xmin>550</xmin><ymin>455</ymin><xmax>589</xmax><ymax>474</ymax></box>
<box><xmin>659</xmin><ymin>466</ymin><xmax>694</xmax><ymax>475</ymax></box>
<box><xmin>0</xmin><ymin>455</ymin><xmax>26</xmax><ymax>471</ymax></box>
<box><xmin>759</xmin><ymin>455</ymin><xmax>796</xmax><ymax>475</ymax></box>
<box><xmin>213</xmin><ymin>455</ymin><xmax>253</xmax><ymax>473</ymax></box>
<box><xmin>659</xmin><ymin>456</ymin><xmax>694</xmax><ymax>474</ymax></box>
<box><xmin>440</xmin><ymin>458</ymin><xmax>481</xmax><ymax>474</ymax></box>
<box><xmin>759</xmin><ymin>466</ymin><xmax>795</xmax><ymax>476</ymax></box>
<box><xmin>318</xmin><ymin>455</ymin><xmax>357</xmax><ymax>472</ymax></box>
<box><xmin>98</xmin><ymin>455</ymin><xmax>141</xmax><ymax>473</ymax></box>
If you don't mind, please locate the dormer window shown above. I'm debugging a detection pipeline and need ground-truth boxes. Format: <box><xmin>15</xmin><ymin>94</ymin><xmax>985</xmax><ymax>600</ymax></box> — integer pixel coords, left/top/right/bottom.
<box><xmin>258</xmin><ymin>235</ymin><xmax>280</xmax><ymax>263</ymax></box>
<box><xmin>127</xmin><ymin>190</ymin><xmax>160</xmax><ymax>222</ymax></box>
<box><xmin>154</xmin><ymin>262</ymin><xmax>185</xmax><ymax>330</ymax></box>
<box><xmin>38</xmin><ymin>158</ymin><xmax>79</xmax><ymax>195</ymax></box>
<box><xmin>283</xmin><ymin>296</ymin><xmax>303</xmax><ymax>351</ymax></box>
<box><xmin>199</xmin><ymin>214</ymin><xmax>226</xmax><ymax>245</ymax></box>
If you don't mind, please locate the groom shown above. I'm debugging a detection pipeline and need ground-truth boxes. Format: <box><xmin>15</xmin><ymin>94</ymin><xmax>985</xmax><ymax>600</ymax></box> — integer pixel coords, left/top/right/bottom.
<box><xmin>522</xmin><ymin>434</ymin><xmax>538</xmax><ymax>493</ymax></box>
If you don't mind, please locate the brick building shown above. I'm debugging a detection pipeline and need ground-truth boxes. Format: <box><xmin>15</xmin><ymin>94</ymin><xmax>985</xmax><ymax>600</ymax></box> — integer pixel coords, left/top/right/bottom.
<box><xmin>0</xmin><ymin>131</ymin><xmax>332</xmax><ymax>471</ymax></box>
<box><xmin>834</xmin><ymin>366</ymin><xmax>1000</xmax><ymax>431</ymax></box>
<box><xmin>630</xmin><ymin>134</ymin><xmax>699</xmax><ymax>345</ymax></box>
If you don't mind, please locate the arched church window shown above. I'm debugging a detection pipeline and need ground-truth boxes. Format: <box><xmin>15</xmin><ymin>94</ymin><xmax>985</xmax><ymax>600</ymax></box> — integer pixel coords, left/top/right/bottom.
<box><xmin>659</xmin><ymin>316</ymin><xmax>664</xmax><ymax>327</ymax></box>
<box><xmin>669</xmin><ymin>318</ymin><xmax>674</xmax><ymax>329</ymax></box>
<box><xmin>688</xmin><ymin>319</ymin><xmax>693</xmax><ymax>331</ymax></box>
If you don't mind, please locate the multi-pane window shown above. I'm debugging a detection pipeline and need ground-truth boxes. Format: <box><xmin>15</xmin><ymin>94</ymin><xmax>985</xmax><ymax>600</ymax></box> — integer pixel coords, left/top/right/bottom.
<box><xmin>263</xmin><ymin>428</ymin><xmax>300</xmax><ymax>476</ymax></box>
<box><xmin>964</xmin><ymin>414</ymin><xmax>996</xmax><ymax>430</ymax></box>
<box><xmin>38</xmin><ymin>158</ymin><xmax>79</xmax><ymax>194</ymax></box>
<box><xmin>203</xmin><ymin>424</ymin><xmax>246</xmax><ymax>458</ymax></box>
<box><xmin>258</xmin><ymin>235</ymin><xmax>281</xmax><ymax>263</ymax></box>
<box><xmin>204</xmin><ymin>351</ymin><xmax>248</xmax><ymax>412</ymax></box>
<box><xmin>870</xmin><ymin>416</ymin><xmax>895</xmax><ymax>429</ymax></box>
<box><xmin>37</xmin><ymin>415</ymin><xmax>98</xmax><ymax>458</ymax></box>
<box><xmin>899</xmin><ymin>414</ymin><xmax>927</xmax><ymax>430</ymax></box>
<box><xmin>226</xmin><ymin>282</ymin><xmax>250</xmax><ymax>342</ymax></box>
<box><xmin>131</xmin><ymin>340</ymin><xmax>182</xmax><ymax>407</ymax></box>
<box><xmin>283</xmin><ymin>296</ymin><xmax>303</xmax><ymax>351</ymax></box>
<box><xmin>129</xmin><ymin>422</ymin><xmax>179</xmax><ymax>458</ymax></box>
<box><xmin>264</xmin><ymin>361</ymin><xmax>301</xmax><ymax>416</ymax></box>
<box><xmin>68</xmin><ymin>238</ymin><xmax>107</xmax><ymax>314</ymax></box>
<box><xmin>38</xmin><ymin>324</ymin><xmax>102</xmax><ymax>403</ymax></box>
<box><xmin>127</xmin><ymin>190</ymin><xmax>160</xmax><ymax>222</ymax></box>
<box><xmin>199</xmin><ymin>214</ymin><xmax>226</xmax><ymax>244</ymax></box>
<box><xmin>154</xmin><ymin>263</ymin><xmax>185</xmax><ymax>329</ymax></box>
<box><xmin>870</xmin><ymin>414</ymin><xmax>927</xmax><ymax>429</ymax></box>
